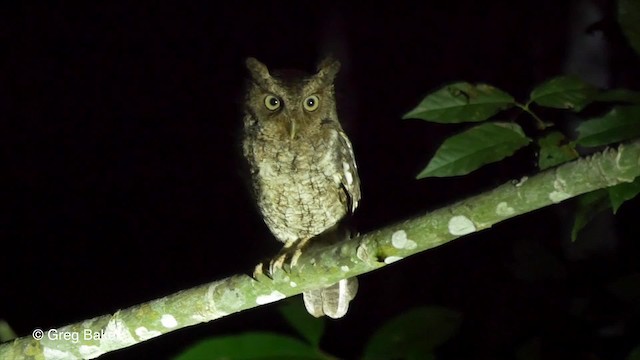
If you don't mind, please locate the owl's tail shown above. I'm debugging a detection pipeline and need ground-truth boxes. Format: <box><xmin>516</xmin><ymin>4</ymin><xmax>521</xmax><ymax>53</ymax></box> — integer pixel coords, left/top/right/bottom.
<box><xmin>302</xmin><ymin>277</ymin><xmax>358</xmax><ymax>319</ymax></box>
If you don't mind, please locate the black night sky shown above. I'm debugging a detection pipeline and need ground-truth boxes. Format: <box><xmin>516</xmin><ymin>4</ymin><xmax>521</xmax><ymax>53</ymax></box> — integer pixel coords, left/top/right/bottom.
<box><xmin>4</xmin><ymin>1</ymin><xmax>640</xmax><ymax>359</ymax></box>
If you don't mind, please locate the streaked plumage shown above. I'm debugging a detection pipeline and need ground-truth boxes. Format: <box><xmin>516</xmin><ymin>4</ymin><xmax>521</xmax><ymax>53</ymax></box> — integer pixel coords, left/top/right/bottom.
<box><xmin>242</xmin><ymin>57</ymin><xmax>360</xmax><ymax>318</ymax></box>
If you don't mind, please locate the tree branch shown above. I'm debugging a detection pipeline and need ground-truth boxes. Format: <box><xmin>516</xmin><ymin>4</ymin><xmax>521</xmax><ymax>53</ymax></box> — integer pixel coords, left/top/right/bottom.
<box><xmin>3</xmin><ymin>140</ymin><xmax>640</xmax><ymax>359</ymax></box>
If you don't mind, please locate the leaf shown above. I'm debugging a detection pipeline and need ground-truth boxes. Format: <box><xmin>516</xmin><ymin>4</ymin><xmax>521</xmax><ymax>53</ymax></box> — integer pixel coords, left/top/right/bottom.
<box><xmin>576</xmin><ymin>105</ymin><xmax>640</xmax><ymax>147</ymax></box>
<box><xmin>278</xmin><ymin>299</ymin><xmax>325</xmax><ymax>347</ymax></box>
<box><xmin>403</xmin><ymin>82</ymin><xmax>515</xmax><ymax>123</ymax></box>
<box><xmin>608</xmin><ymin>177</ymin><xmax>640</xmax><ymax>213</ymax></box>
<box><xmin>174</xmin><ymin>332</ymin><xmax>322</xmax><ymax>360</ymax></box>
<box><xmin>0</xmin><ymin>320</ymin><xmax>17</xmax><ymax>342</ymax></box>
<box><xmin>618</xmin><ymin>0</ymin><xmax>640</xmax><ymax>57</ymax></box>
<box><xmin>536</xmin><ymin>131</ymin><xmax>578</xmax><ymax>170</ymax></box>
<box><xmin>594</xmin><ymin>89</ymin><xmax>640</xmax><ymax>104</ymax></box>
<box><xmin>628</xmin><ymin>345</ymin><xmax>640</xmax><ymax>360</ymax></box>
<box><xmin>529</xmin><ymin>75</ymin><xmax>597</xmax><ymax>112</ymax></box>
<box><xmin>417</xmin><ymin>122</ymin><xmax>531</xmax><ymax>178</ymax></box>
<box><xmin>362</xmin><ymin>307</ymin><xmax>462</xmax><ymax>360</ymax></box>
<box><xmin>571</xmin><ymin>190</ymin><xmax>611</xmax><ymax>242</ymax></box>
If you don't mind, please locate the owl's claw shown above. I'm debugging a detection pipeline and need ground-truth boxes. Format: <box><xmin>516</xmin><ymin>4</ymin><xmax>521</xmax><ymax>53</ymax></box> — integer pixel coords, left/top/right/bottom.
<box><xmin>268</xmin><ymin>254</ymin><xmax>288</xmax><ymax>276</ymax></box>
<box><xmin>252</xmin><ymin>263</ymin><xmax>272</xmax><ymax>280</ymax></box>
<box><xmin>290</xmin><ymin>248</ymin><xmax>304</xmax><ymax>268</ymax></box>
<box><xmin>265</xmin><ymin>238</ymin><xmax>311</xmax><ymax>277</ymax></box>
<box><xmin>253</xmin><ymin>238</ymin><xmax>312</xmax><ymax>280</ymax></box>
<box><xmin>251</xmin><ymin>256</ymin><xmax>289</xmax><ymax>281</ymax></box>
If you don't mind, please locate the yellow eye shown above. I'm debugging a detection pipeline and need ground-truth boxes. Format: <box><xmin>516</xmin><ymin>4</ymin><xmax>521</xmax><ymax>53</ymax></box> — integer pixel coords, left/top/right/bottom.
<box><xmin>264</xmin><ymin>95</ymin><xmax>281</xmax><ymax>111</ymax></box>
<box><xmin>303</xmin><ymin>95</ymin><xmax>319</xmax><ymax>111</ymax></box>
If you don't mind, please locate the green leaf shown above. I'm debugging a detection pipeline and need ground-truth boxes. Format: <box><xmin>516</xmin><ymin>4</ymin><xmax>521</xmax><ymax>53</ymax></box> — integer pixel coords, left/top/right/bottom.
<box><xmin>362</xmin><ymin>307</ymin><xmax>462</xmax><ymax>360</ymax></box>
<box><xmin>628</xmin><ymin>345</ymin><xmax>640</xmax><ymax>360</ymax></box>
<box><xmin>576</xmin><ymin>105</ymin><xmax>640</xmax><ymax>147</ymax></box>
<box><xmin>0</xmin><ymin>320</ymin><xmax>17</xmax><ymax>343</ymax></box>
<box><xmin>594</xmin><ymin>89</ymin><xmax>640</xmax><ymax>104</ymax></box>
<box><xmin>278</xmin><ymin>299</ymin><xmax>325</xmax><ymax>347</ymax></box>
<box><xmin>403</xmin><ymin>82</ymin><xmax>515</xmax><ymax>123</ymax></box>
<box><xmin>536</xmin><ymin>131</ymin><xmax>578</xmax><ymax>170</ymax></box>
<box><xmin>619</xmin><ymin>0</ymin><xmax>640</xmax><ymax>57</ymax></box>
<box><xmin>529</xmin><ymin>75</ymin><xmax>597</xmax><ymax>112</ymax></box>
<box><xmin>571</xmin><ymin>190</ymin><xmax>611</xmax><ymax>242</ymax></box>
<box><xmin>608</xmin><ymin>177</ymin><xmax>640</xmax><ymax>213</ymax></box>
<box><xmin>174</xmin><ymin>332</ymin><xmax>323</xmax><ymax>360</ymax></box>
<box><xmin>417</xmin><ymin>122</ymin><xmax>531</xmax><ymax>178</ymax></box>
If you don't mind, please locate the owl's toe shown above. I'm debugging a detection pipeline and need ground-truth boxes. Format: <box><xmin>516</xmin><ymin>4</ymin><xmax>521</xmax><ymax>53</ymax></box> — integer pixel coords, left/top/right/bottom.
<box><xmin>269</xmin><ymin>254</ymin><xmax>289</xmax><ymax>275</ymax></box>
<box><xmin>290</xmin><ymin>248</ymin><xmax>304</xmax><ymax>268</ymax></box>
<box><xmin>252</xmin><ymin>263</ymin><xmax>273</xmax><ymax>280</ymax></box>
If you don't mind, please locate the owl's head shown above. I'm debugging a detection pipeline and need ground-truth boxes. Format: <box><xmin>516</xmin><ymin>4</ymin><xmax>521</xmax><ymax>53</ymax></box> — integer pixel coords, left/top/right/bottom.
<box><xmin>244</xmin><ymin>57</ymin><xmax>341</xmax><ymax>140</ymax></box>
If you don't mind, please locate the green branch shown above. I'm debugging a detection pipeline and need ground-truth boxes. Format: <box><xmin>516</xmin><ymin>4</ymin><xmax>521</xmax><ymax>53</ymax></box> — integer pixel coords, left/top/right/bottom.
<box><xmin>2</xmin><ymin>140</ymin><xmax>640</xmax><ymax>359</ymax></box>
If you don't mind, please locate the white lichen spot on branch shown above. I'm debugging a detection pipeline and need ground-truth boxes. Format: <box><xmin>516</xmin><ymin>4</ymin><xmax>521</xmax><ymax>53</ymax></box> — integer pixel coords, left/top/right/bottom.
<box><xmin>448</xmin><ymin>215</ymin><xmax>477</xmax><ymax>235</ymax></box>
<box><xmin>549</xmin><ymin>177</ymin><xmax>571</xmax><ymax>203</ymax></box>
<box><xmin>256</xmin><ymin>291</ymin><xmax>286</xmax><ymax>305</ymax></box>
<box><xmin>290</xmin><ymin>281</ymin><xmax>297</xmax><ymax>287</ymax></box>
<box><xmin>160</xmin><ymin>315</ymin><xmax>178</xmax><ymax>329</ymax></box>
<box><xmin>384</xmin><ymin>256</ymin><xmax>403</xmax><ymax>264</ymax></box>
<box><xmin>79</xmin><ymin>345</ymin><xmax>102</xmax><ymax>358</ymax></box>
<box><xmin>340</xmin><ymin>265</ymin><xmax>350</xmax><ymax>272</ymax></box>
<box><xmin>496</xmin><ymin>202</ymin><xmax>515</xmax><ymax>216</ymax></box>
<box><xmin>515</xmin><ymin>176</ymin><xmax>528</xmax><ymax>187</ymax></box>
<box><xmin>44</xmin><ymin>347</ymin><xmax>76</xmax><ymax>360</ymax></box>
<box><xmin>391</xmin><ymin>230</ymin><xmax>417</xmax><ymax>250</ymax></box>
<box><xmin>549</xmin><ymin>191</ymin><xmax>572</xmax><ymax>203</ymax></box>
<box><xmin>554</xmin><ymin>178</ymin><xmax>567</xmax><ymax>192</ymax></box>
<box><xmin>102</xmin><ymin>317</ymin><xmax>137</xmax><ymax>347</ymax></box>
<box><xmin>135</xmin><ymin>327</ymin><xmax>162</xmax><ymax>341</ymax></box>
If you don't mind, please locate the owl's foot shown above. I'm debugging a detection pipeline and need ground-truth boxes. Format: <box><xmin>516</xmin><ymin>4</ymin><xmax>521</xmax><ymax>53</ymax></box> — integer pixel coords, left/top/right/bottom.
<box><xmin>265</xmin><ymin>238</ymin><xmax>311</xmax><ymax>277</ymax></box>
<box><xmin>252</xmin><ymin>262</ymin><xmax>270</xmax><ymax>280</ymax></box>
<box><xmin>250</xmin><ymin>252</ymin><xmax>291</xmax><ymax>280</ymax></box>
<box><xmin>269</xmin><ymin>255</ymin><xmax>287</xmax><ymax>275</ymax></box>
<box><xmin>251</xmin><ymin>258</ymin><xmax>287</xmax><ymax>281</ymax></box>
<box><xmin>252</xmin><ymin>238</ymin><xmax>313</xmax><ymax>280</ymax></box>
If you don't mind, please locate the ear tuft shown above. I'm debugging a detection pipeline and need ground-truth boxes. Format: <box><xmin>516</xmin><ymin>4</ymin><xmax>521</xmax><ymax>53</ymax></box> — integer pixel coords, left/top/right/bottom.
<box><xmin>316</xmin><ymin>57</ymin><xmax>341</xmax><ymax>83</ymax></box>
<box><xmin>246</xmin><ymin>57</ymin><xmax>272</xmax><ymax>85</ymax></box>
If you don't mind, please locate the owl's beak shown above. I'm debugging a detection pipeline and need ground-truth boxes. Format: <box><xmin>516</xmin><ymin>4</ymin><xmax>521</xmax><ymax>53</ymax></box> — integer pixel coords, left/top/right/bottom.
<box><xmin>289</xmin><ymin>119</ymin><xmax>296</xmax><ymax>140</ymax></box>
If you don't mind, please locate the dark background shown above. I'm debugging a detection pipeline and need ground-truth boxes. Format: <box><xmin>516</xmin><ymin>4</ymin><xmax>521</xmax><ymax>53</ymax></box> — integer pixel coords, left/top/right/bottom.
<box><xmin>3</xmin><ymin>1</ymin><xmax>640</xmax><ymax>359</ymax></box>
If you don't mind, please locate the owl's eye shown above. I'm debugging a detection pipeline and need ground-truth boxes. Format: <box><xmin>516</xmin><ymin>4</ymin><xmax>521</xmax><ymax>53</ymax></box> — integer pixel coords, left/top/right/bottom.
<box><xmin>264</xmin><ymin>95</ymin><xmax>281</xmax><ymax>111</ymax></box>
<box><xmin>303</xmin><ymin>95</ymin><xmax>320</xmax><ymax>111</ymax></box>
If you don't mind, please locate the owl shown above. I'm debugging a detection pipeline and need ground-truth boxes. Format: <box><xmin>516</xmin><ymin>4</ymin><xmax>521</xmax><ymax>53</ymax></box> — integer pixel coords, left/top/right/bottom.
<box><xmin>242</xmin><ymin>57</ymin><xmax>360</xmax><ymax>318</ymax></box>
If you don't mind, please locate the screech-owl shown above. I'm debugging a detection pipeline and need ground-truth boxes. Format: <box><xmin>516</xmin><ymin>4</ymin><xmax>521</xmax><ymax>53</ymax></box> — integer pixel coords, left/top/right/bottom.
<box><xmin>242</xmin><ymin>57</ymin><xmax>360</xmax><ymax>318</ymax></box>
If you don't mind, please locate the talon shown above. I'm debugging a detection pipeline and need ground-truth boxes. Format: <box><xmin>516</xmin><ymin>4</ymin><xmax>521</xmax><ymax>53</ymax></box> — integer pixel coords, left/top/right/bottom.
<box><xmin>264</xmin><ymin>237</ymin><xmax>313</xmax><ymax>277</ymax></box>
<box><xmin>252</xmin><ymin>263</ymin><xmax>263</xmax><ymax>278</ymax></box>
<box><xmin>253</xmin><ymin>262</ymin><xmax>273</xmax><ymax>280</ymax></box>
<box><xmin>291</xmin><ymin>248</ymin><xmax>303</xmax><ymax>267</ymax></box>
<box><xmin>269</xmin><ymin>254</ymin><xmax>288</xmax><ymax>275</ymax></box>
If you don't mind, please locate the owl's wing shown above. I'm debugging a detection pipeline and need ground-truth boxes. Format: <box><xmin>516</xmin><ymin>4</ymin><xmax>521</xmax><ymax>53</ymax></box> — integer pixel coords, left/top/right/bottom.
<box><xmin>337</xmin><ymin>129</ymin><xmax>361</xmax><ymax>213</ymax></box>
